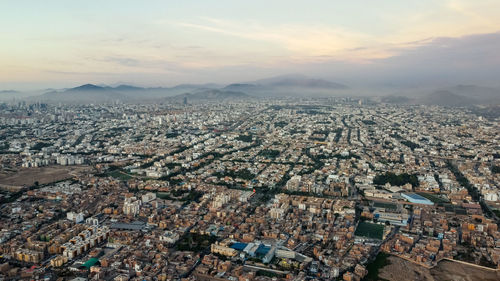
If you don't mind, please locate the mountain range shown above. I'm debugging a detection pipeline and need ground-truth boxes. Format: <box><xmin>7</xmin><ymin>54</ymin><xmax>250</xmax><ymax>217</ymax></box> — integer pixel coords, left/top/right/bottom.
<box><xmin>381</xmin><ymin>85</ymin><xmax>500</xmax><ymax>106</ymax></box>
<box><xmin>223</xmin><ymin>74</ymin><xmax>348</xmax><ymax>97</ymax></box>
<box><xmin>11</xmin><ymin>75</ymin><xmax>349</xmax><ymax>104</ymax></box>
<box><xmin>1</xmin><ymin>75</ymin><xmax>499</xmax><ymax>106</ymax></box>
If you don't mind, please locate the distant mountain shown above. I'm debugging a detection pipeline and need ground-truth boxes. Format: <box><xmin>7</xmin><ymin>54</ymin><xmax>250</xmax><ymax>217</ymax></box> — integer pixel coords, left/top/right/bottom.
<box><xmin>420</xmin><ymin>90</ymin><xmax>476</xmax><ymax>107</ymax></box>
<box><xmin>414</xmin><ymin>85</ymin><xmax>500</xmax><ymax>106</ymax></box>
<box><xmin>223</xmin><ymin>74</ymin><xmax>348</xmax><ymax>97</ymax></box>
<box><xmin>0</xmin><ymin>90</ymin><xmax>24</xmax><ymax>101</ymax></box>
<box><xmin>113</xmin><ymin>84</ymin><xmax>144</xmax><ymax>91</ymax></box>
<box><xmin>108</xmin><ymin>83</ymin><xmax>221</xmax><ymax>100</ymax></box>
<box><xmin>254</xmin><ymin>74</ymin><xmax>347</xmax><ymax>89</ymax></box>
<box><xmin>167</xmin><ymin>89</ymin><xmax>251</xmax><ymax>103</ymax></box>
<box><xmin>380</xmin><ymin>95</ymin><xmax>413</xmax><ymax>104</ymax></box>
<box><xmin>170</xmin><ymin>83</ymin><xmax>222</xmax><ymax>90</ymax></box>
<box><xmin>29</xmin><ymin>83</ymin><xmax>225</xmax><ymax>103</ymax></box>
<box><xmin>13</xmin><ymin>74</ymin><xmax>351</xmax><ymax>103</ymax></box>
<box><xmin>35</xmin><ymin>84</ymin><xmax>126</xmax><ymax>104</ymax></box>
<box><xmin>223</xmin><ymin>83</ymin><xmax>260</xmax><ymax>92</ymax></box>
<box><xmin>0</xmin><ymin>90</ymin><xmax>20</xmax><ymax>94</ymax></box>
<box><xmin>70</xmin><ymin>84</ymin><xmax>106</xmax><ymax>91</ymax></box>
<box><xmin>446</xmin><ymin>85</ymin><xmax>500</xmax><ymax>102</ymax></box>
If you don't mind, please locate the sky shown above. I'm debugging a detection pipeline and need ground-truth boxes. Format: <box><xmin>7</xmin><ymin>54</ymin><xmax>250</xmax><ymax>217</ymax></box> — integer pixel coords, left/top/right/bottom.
<box><xmin>1</xmin><ymin>0</ymin><xmax>500</xmax><ymax>90</ymax></box>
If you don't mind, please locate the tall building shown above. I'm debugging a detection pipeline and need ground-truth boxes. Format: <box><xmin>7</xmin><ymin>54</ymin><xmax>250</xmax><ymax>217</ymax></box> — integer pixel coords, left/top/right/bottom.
<box><xmin>123</xmin><ymin>197</ymin><xmax>141</xmax><ymax>216</ymax></box>
<box><xmin>286</xmin><ymin>175</ymin><xmax>302</xmax><ymax>191</ymax></box>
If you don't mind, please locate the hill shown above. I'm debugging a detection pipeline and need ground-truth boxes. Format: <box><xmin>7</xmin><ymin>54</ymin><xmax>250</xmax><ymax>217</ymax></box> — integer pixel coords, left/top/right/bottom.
<box><xmin>420</xmin><ymin>90</ymin><xmax>476</xmax><ymax>107</ymax></box>
<box><xmin>35</xmin><ymin>84</ymin><xmax>126</xmax><ymax>104</ymax></box>
<box><xmin>224</xmin><ymin>74</ymin><xmax>348</xmax><ymax>97</ymax></box>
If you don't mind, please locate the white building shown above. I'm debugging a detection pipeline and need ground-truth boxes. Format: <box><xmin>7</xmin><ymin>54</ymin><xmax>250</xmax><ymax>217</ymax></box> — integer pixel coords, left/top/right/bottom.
<box><xmin>484</xmin><ymin>191</ymin><xmax>499</xmax><ymax>202</ymax></box>
<box><xmin>123</xmin><ymin>197</ymin><xmax>141</xmax><ymax>216</ymax></box>
<box><xmin>61</xmin><ymin>226</ymin><xmax>109</xmax><ymax>259</ymax></box>
<box><xmin>141</xmin><ymin>192</ymin><xmax>157</xmax><ymax>203</ymax></box>
<box><xmin>270</xmin><ymin>207</ymin><xmax>285</xmax><ymax>219</ymax></box>
<box><xmin>286</xmin><ymin>175</ymin><xmax>302</xmax><ymax>191</ymax></box>
<box><xmin>67</xmin><ymin>212</ymin><xmax>84</xmax><ymax>223</ymax></box>
<box><xmin>212</xmin><ymin>194</ymin><xmax>231</xmax><ymax>209</ymax></box>
<box><xmin>85</xmin><ymin>217</ymin><xmax>99</xmax><ymax>226</ymax></box>
<box><xmin>159</xmin><ymin>230</ymin><xmax>180</xmax><ymax>244</ymax></box>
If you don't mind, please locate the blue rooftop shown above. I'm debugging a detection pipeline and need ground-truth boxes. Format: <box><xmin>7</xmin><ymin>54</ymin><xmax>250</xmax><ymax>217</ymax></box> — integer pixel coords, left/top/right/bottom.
<box><xmin>255</xmin><ymin>245</ymin><xmax>271</xmax><ymax>256</ymax></box>
<box><xmin>404</xmin><ymin>193</ymin><xmax>428</xmax><ymax>200</ymax></box>
<box><xmin>230</xmin><ymin>242</ymin><xmax>247</xmax><ymax>251</ymax></box>
<box><xmin>402</xmin><ymin>193</ymin><xmax>434</xmax><ymax>205</ymax></box>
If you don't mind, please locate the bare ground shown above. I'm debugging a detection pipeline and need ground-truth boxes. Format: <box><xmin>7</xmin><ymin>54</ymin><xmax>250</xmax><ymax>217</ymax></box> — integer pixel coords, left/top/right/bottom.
<box><xmin>0</xmin><ymin>165</ymin><xmax>91</xmax><ymax>187</ymax></box>
<box><xmin>378</xmin><ymin>256</ymin><xmax>500</xmax><ymax>281</ymax></box>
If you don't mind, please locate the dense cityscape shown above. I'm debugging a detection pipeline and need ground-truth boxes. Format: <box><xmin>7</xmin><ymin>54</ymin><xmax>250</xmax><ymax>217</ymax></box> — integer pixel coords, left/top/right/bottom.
<box><xmin>0</xmin><ymin>99</ymin><xmax>499</xmax><ymax>280</ymax></box>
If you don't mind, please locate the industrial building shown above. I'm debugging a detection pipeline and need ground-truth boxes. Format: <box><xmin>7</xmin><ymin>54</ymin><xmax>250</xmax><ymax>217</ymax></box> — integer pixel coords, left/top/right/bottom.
<box><xmin>401</xmin><ymin>193</ymin><xmax>434</xmax><ymax>205</ymax></box>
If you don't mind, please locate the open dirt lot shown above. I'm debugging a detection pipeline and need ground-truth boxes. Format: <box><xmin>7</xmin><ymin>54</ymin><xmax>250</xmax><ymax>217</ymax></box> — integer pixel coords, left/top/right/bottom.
<box><xmin>0</xmin><ymin>165</ymin><xmax>92</xmax><ymax>188</ymax></box>
<box><xmin>378</xmin><ymin>256</ymin><xmax>500</xmax><ymax>281</ymax></box>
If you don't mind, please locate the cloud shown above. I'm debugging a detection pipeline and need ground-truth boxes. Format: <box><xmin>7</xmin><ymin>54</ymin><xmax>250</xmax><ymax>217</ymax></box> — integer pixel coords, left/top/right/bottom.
<box><xmin>102</xmin><ymin>57</ymin><xmax>141</xmax><ymax>67</ymax></box>
<box><xmin>172</xmin><ymin>15</ymin><xmax>500</xmax><ymax>67</ymax></box>
<box><xmin>4</xmin><ymin>3</ymin><xmax>500</xmax><ymax>90</ymax></box>
<box><xmin>175</xmin><ymin>18</ymin><xmax>380</xmax><ymax>61</ymax></box>
<box><xmin>301</xmin><ymin>32</ymin><xmax>500</xmax><ymax>86</ymax></box>
<box><xmin>25</xmin><ymin>31</ymin><xmax>500</xmax><ymax>89</ymax></box>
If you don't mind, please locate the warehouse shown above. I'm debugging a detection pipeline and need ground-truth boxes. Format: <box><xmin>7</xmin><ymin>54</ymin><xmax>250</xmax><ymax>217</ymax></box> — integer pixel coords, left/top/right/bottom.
<box><xmin>402</xmin><ymin>193</ymin><xmax>434</xmax><ymax>205</ymax></box>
